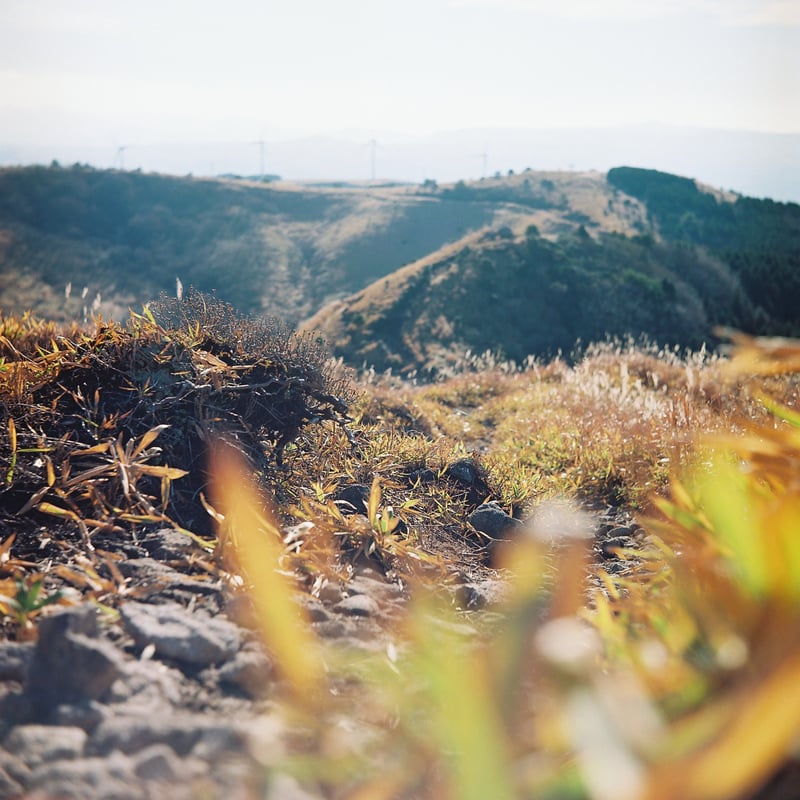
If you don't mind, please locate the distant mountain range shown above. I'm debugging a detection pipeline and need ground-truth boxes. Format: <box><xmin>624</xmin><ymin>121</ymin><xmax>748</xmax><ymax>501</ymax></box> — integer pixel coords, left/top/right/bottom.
<box><xmin>0</xmin><ymin>163</ymin><xmax>798</xmax><ymax>373</ymax></box>
<box><xmin>2</xmin><ymin>125</ymin><xmax>799</xmax><ymax>203</ymax></box>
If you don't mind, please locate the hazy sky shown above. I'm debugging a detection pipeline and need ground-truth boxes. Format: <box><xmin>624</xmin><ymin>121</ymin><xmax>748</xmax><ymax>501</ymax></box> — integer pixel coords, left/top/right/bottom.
<box><xmin>1</xmin><ymin>0</ymin><xmax>798</xmax><ymax>149</ymax></box>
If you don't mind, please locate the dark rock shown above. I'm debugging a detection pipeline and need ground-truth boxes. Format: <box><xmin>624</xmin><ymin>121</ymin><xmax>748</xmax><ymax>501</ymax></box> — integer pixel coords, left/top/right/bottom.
<box><xmin>119</xmin><ymin>601</ymin><xmax>241</xmax><ymax>667</ymax></box>
<box><xmin>333</xmin><ymin>484</ymin><xmax>370</xmax><ymax>514</ymax></box>
<box><xmin>444</xmin><ymin>458</ymin><xmax>492</xmax><ymax>506</ymax></box>
<box><xmin>26</xmin><ymin>607</ymin><xmax>125</xmax><ymax>712</ymax></box>
<box><xmin>3</xmin><ymin>724</ymin><xmax>87</xmax><ymax>770</ymax></box>
<box><xmin>607</xmin><ymin>525</ymin><xmax>635</xmax><ymax>538</ymax></box>
<box><xmin>0</xmin><ymin>641</ymin><xmax>34</xmax><ymax>682</ymax></box>
<box><xmin>600</xmin><ymin>536</ymin><xmax>635</xmax><ymax>560</ymax></box>
<box><xmin>467</xmin><ymin>502</ymin><xmax>523</xmax><ymax>540</ymax></box>
<box><xmin>407</xmin><ymin>468</ymin><xmax>437</xmax><ymax>485</ymax></box>
<box><xmin>444</xmin><ymin>458</ymin><xmax>480</xmax><ymax>486</ymax></box>
<box><xmin>333</xmin><ymin>595</ymin><xmax>380</xmax><ymax>618</ymax></box>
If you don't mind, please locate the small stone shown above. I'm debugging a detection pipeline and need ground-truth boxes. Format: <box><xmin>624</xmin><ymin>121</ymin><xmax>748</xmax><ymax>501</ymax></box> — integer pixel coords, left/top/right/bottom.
<box><xmin>140</xmin><ymin>528</ymin><xmax>203</xmax><ymax>560</ymax></box>
<box><xmin>119</xmin><ymin>601</ymin><xmax>241</xmax><ymax>667</ymax></box>
<box><xmin>49</xmin><ymin>700</ymin><xmax>107</xmax><ymax>731</ymax></box>
<box><xmin>106</xmin><ymin>656</ymin><xmax>185</xmax><ymax>707</ymax></box>
<box><xmin>600</xmin><ymin>536</ymin><xmax>634</xmax><ymax>560</ymax></box>
<box><xmin>407</xmin><ymin>468</ymin><xmax>437</xmax><ymax>486</ymax></box>
<box><xmin>334</xmin><ymin>594</ymin><xmax>380</xmax><ymax>618</ymax></box>
<box><xmin>26</xmin><ymin>606</ymin><xmax>125</xmax><ymax>712</ymax></box>
<box><xmin>3</xmin><ymin>724</ymin><xmax>87</xmax><ymax>770</ymax></box>
<box><xmin>133</xmin><ymin>743</ymin><xmax>182</xmax><ymax>782</ymax></box>
<box><xmin>467</xmin><ymin>502</ymin><xmax>523</xmax><ymax>540</ymax></box>
<box><xmin>0</xmin><ymin>641</ymin><xmax>34</xmax><ymax>682</ymax></box>
<box><xmin>445</xmin><ymin>458</ymin><xmax>480</xmax><ymax>486</ymax></box>
<box><xmin>608</xmin><ymin>525</ymin><xmax>634</xmax><ymax>538</ymax></box>
<box><xmin>346</xmin><ymin>574</ymin><xmax>403</xmax><ymax>599</ymax></box>
<box><xmin>218</xmin><ymin>649</ymin><xmax>273</xmax><ymax>698</ymax></box>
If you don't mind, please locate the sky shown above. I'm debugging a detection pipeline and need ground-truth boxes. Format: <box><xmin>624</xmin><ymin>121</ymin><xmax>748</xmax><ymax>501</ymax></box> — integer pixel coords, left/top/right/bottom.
<box><xmin>1</xmin><ymin>0</ymin><xmax>799</xmax><ymax>183</ymax></box>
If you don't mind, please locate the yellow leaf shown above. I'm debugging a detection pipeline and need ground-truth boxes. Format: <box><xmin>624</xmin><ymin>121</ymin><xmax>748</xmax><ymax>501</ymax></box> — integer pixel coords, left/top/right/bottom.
<box><xmin>209</xmin><ymin>440</ymin><xmax>324</xmax><ymax>700</ymax></box>
<box><xmin>132</xmin><ymin>425</ymin><xmax>170</xmax><ymax>458</ymax></box>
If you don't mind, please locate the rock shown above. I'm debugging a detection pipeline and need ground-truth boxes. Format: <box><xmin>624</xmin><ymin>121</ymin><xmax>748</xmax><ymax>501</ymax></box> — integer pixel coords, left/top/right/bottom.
<box><xmin>444</xmin><ymin>458</ymin><xmax>492</xmax><ymax>505</ymax></box>
<box><xmin>3</xmin><ymin>724</ymin><xmax>87</xmax><ymax>770</ymax></box>
<box><xmin>0</xmin><ymin>765</ymin><xmax>23</xmax><ymax>798</ymax></box>
<box><xmin>119</xmin><ymin>601</ymin><xmax>241</xmax><ymax>667</ymax></box>
<box><xmin>49</xmin><ymin>700</ymin><xmax>107</xmax><ymax>731</ymax></box>
<box><xmin>140</xmin><ymin>528</ymin><xmax>204</xmax><ymax>561</ymax></box>
<box><xmin>346</xmin><ymin>574</ymin><xmax>404</xmax><ymax>600</ymax></box>
<box><xmin>26</xmin><ymin>751</ymin><xmax>140</xmax><ymax>800</ymax></box>
<box><xmin>132</xmin><ymin>744</ymin><xmax>182</xmax><ymax>782</ymax></box>
<box><xmin>607</xmin><ymin>525</ymin><xmax>635</xmax><ymax>538</ymax></box>
<box><xmin>0</xmin><ymin>641</ymin><xmax>34</xmax><ymax>682</ymax></box>
<box><xmin>106</xmin><ymin>657</ymin><xmax>185</xmax><ymax>708</ymax></box>
<box><xmin>88</xmin><ymin>713</ymin><xmax>244</xmax><ymax>758</ymax></box>
<box><xmin>217</xmin><ymin>648</ymin><xmax>273</xmax><ymax>698</ymax></box>
<box><xmin>333</xmin><ymin>594</ymin><xmax>380</xmax><ymax>618</ymax></box>
<box><xmin>333</xmin><ymin>484</ymin><xmax>370</xmax><ymax>514</ymax></box>
<box><xmin>467</xmin><ymin>502</ymin><xmax>523</xmax><ymax>540</ymax></box>
<box><xmin>453</xmin><ymin>579</ymin><xmax>510</xmax><ymax>610</ymax></box>
<box><xmin>407</xmin><ymin>468</ymin><xmax>437</xmax><ymax>486</ymax></box>
<box><xmin>117</xmin><ymin>558</ymin><xmax>222</xmax><ymax>596</ymax></box>
<box><xmin>26</xmin><ymin>607</ymin><xmax>125</xmax><ymax>713</ymax></box>
<box><xmin>600</xmin><ymin>536</ymin><xmax>635</xmax><ymax>560</ymax></box>
<box><xmin>0</xmin><ymin>748</ymin><xmax>31</xmax><ymax>788</ymax></box>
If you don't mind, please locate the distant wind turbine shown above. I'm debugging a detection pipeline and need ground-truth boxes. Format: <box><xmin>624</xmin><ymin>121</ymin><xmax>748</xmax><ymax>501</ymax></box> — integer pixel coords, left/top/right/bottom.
<box><xmin>115</xmin><ymin>145</ymin><xmax>129</xmax><ymax>170</ymax></box>
<box><xmin>363</xmin><ymin>138</ymin><xmax>381</xmax><ymax>181</ymax></box>
<box><xmin>251</xmin><ymin>139</ymin><xmax>266</xmax><ymax>180</ymax></box>
<box><xmin>473</xmin><ymin>142</ymin><xmax>489</xmax><ymax>178</ymax></box>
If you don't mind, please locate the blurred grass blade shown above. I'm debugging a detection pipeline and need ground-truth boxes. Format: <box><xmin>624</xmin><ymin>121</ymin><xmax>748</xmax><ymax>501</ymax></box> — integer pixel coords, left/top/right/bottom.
<box><xmin>408</xmin><ymin>599</ymin><xmax>515</xmax><ymax>800</ymax></box>
<box><xmin>209</xmin><ymin>440</ymin><xmax>324</xmax><ymax>700</ymax></box>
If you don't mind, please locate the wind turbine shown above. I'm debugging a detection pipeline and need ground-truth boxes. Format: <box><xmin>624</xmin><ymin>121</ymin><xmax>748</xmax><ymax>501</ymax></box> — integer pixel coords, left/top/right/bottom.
<box><xmin>363</xmin><ymin>138</ymin><xmax>381</xmax><ymax>181</ymax></box>
<box><xmin>472</xmin><ymin>142</ymin><xmax>489</xmax><ymax>178</ymax></box>
<box><xmin>251</xmin><ymin>139</ymin><xmax>265</xmax><ymax>181</ymax></box>
<box><xmin>115</xmin><ymin>145</ymin><xmax>129</xmax><ymax>170</ymax></box>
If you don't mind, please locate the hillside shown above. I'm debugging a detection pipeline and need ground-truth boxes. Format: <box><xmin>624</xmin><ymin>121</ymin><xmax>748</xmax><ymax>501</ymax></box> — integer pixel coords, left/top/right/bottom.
<box><xmin>2</xmin><ymin>164</ymin><xmax>799</xmax><ymax>374</ymax></box>
<box><xmin>0</xmin><ymin>165</ymin><xmax>586</xmax><ymax>324</ymax></box>
<box><xmin>307</xmin><ymin>168</ymin><xmax>800</xmax><ymax>373</ymax></box>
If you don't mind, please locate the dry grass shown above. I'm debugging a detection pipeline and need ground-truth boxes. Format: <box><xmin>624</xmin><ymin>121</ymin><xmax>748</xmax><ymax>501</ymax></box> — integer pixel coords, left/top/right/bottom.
<box><xmin>3</xmin><ymin>307</ymin><xmax>800</xmax><ymax>799</ymax></box>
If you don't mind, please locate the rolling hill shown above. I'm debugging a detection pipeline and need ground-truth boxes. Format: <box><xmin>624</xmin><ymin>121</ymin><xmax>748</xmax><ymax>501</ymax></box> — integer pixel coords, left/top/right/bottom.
<box><xmin>1</xmin><ymin>164</ymin><xmax>798</xmax><ymax>373</ymax></box>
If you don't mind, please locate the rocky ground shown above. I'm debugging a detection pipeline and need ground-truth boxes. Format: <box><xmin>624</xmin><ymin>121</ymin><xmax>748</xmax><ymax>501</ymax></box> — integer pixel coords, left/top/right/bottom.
<box><xmin>0</xmin><ymin>503</ymin><xmax>641</xmax><ymax>800</ymax></box>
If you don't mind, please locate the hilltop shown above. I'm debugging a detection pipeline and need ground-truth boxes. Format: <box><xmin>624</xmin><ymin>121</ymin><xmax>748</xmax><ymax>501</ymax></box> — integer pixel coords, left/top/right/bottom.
<box><xmin>308</xmin><ymin>167</ymin><xmax>800</xmax><ymax>372</ymax></box>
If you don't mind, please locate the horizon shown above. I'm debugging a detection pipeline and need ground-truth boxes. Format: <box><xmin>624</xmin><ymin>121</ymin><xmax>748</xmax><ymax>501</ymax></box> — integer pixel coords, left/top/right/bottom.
<box><xmin>2</xmin><ymin>0</ymin><xmax>798</xmax><ymax>200</ymax></box>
